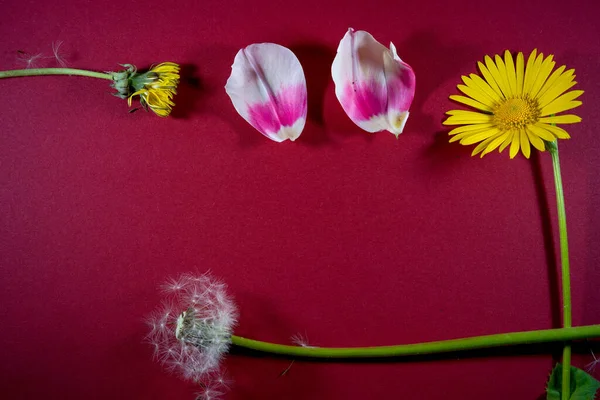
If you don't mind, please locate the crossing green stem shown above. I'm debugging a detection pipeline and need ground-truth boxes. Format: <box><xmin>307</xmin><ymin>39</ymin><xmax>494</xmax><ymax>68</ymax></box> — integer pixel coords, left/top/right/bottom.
<box><xmin>547</xmin><ymin>140</ymin><xmax>572</xmax><ymax>400</ymax></box>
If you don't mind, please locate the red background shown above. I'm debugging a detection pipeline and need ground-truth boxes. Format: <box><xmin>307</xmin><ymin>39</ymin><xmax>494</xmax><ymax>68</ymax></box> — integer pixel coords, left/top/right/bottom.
<box><xmin>1</xmin><ymin>0</ymin><xmax>600</xmax><ymax>398</ymax></box>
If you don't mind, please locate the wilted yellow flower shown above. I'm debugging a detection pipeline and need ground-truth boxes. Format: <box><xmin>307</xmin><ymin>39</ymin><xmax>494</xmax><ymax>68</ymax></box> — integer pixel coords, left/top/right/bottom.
<box><xmin>124</xmin><ymin>62</ymin><xmax>180</xmax><ymax>117</ymax></box>
<box><xmin>0</xmin><ymin>59</ymin><xmax>180</xmax><ymax>117</ymax></box>
<box><xmin>443</xmin><ymin>50</ymin><xmax>583</xmax><ymax>158</ymax></box>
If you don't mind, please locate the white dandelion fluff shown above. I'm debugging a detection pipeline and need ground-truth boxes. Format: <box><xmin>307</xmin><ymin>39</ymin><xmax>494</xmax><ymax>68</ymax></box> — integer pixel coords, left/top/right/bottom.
<box><xmin>146</xmin><ymin>272</ymin><xmax>238</xmax><ymax>391</ymax></box>
<box><xmin>16</xmin><ymin>51</ymin><xmax>44</xmax><ymax>69</ymax></box>
<box><xmin>195</xmin><ymin>375</ymin><xmax>229</xmax><ymax>400</ymax></box>
<box><xmin>291</xmin><ymin>332</ymin><xmax>315</xmax><ymax>348</ymax></box>
<box><xmin>51</xmin><ymin>41</ymin><xmax>67</xmax><ymax>67</ymax></box>
<box><xmin>586</xmin><ymin>349</ymin><xmax>599</xmax><ymax>374</ymax></box>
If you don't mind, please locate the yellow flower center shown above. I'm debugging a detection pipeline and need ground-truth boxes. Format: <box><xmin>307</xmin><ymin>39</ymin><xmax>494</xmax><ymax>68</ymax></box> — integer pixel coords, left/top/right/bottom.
<box><xmin>492</xmin><ymin>97</ymin><xmax>540</xmax><ymax>130</ymax></box>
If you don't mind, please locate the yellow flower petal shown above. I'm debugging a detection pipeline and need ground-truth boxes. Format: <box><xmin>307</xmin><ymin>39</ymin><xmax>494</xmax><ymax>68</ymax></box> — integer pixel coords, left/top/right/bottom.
<box><xmin>498</xmin><ymin>130</ymin><xmax>515</xmax><ymax>153</ymax></box>
<box><xmin>538</xmin><ymin>73</ymin><xmax>577</xmax><ymax>107</ymax></box>
<box><xmin>485</xmin><ymin>55</ymin><xmax>511</xmax><ymax>98</ymax></box>
<box><xmin>526</xmin><ymin>128</ymin><xmax>545</xmax><ymax>151</ymax></box>
<box><xmin>540</xmin><ymin>90</ymin><xmax>584</xmax><ymax>116</ymax></box>
<box><xmin>522</xmin><ymin>49</ymin><xmax>538</xmax><ymax>95</ymax></box>
<box><xmin>515</xmin><ymin>52</ymin><xmax>525</xmax><ymax>95</ymax></box>
<box><xmin>541</xmin><ymin>101</ymin><xmax>582</xmax><ymax>116</ymax></box>
<box><xmin>446</xmin><ymin>110</ymin><xmax>470</xmax><ymax>116</ymax></box>
<box><xmin>472</xmin><ymin>130</ymin><xmax>505</xmax><ymax>157</ymax></box>
<box><xmin>457</xmin><ymin>83</ymin><xmax>497</xmax><ymax>108</ymax></box>
<box><xmin>536</xmin><ymin>66</ymin><xmax>570</xmax><ymax>100</ymax></box>
<box><xmin>471</xmin><ymin>141</ymin><xmax>489</xmax><ymax>156</ymax></box>
<box><xmin>494</xmin><ymin>54</ymin><xmax>513</xmax><ymax>97</ymax></box>
<box><xmin>460</xmin><ymin>128</ymin><xmax>500</xmax><ymax>145</ymax></box>
<box><xmin>449</xmin><ymin>126</ymin><xmax>493</xmax><ymax>143</ymax></box>
<box><xmin>128</xmin><ymin>89</ymin><xmax>146</xmax><ymax>106</ymax></box>
<box><xmin>538</xmin><ymin>123</ymin><xmax>572</xmax><ymax>139</ymax></box>
<box><xmin>509</xmin><ymin>129</ymin><xmax>521</xmax><ymax>158</ymax></box>
<box><xmin>529</xmin><ymin>54</ymin><xmax>555</xmax><ymax>99</ymax></box>
<box><xmin>478</xmin><ymin>61</ymin><xmax>505</xmax><ymax>99</ymax></box>
<box><xmin>444</xmin><ymin>113</ymin><xmax>493</xmax><ymax>125</ymax></box>
<box><xmin>520</xmin><ymin>129</ymin><xmax>531</xmax><ymax>158</ymax></box>
<box><xmin>448</xmin><ymin>123</ymin><xmax>494</xmax><ymax>135</ymax></box>
<box><xmin>503</xmin><ymin>50</ymin><xmax>517</xmax><ymax>96</ymax></box>
<box><xmin>538</xmin><ymin>115</ymin><xmax>582</xmax><ymax>124</ymax></box>
<box><xmin>529</xmin><ymin>123</ymin><xmax>556</xmax><ymax>141</ymax></box>
<box><xmin>153</xmin><ymin>62</ymin><xmax>178</xmax><ymax>69</ymax></box>
<box><xmin>449</xmin><ymin>95</ymin><xmax>493</xmax><ymax>112</ymax></box>
<box><xmin>468</xmin><ymin>74</ymin><xmax>503</xmax><ymax>104</ymax></box>
<box><xmin>481</xmin><ymin>130</ymin><xmax>511</xmax><ymax>156</ymax></box>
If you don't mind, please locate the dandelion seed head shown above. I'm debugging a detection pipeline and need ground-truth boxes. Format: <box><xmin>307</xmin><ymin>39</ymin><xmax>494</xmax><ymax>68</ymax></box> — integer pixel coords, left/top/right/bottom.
<box><xmin>145</xmin><ymin>272</ymin><xmax>238</xmax><ymax>386</ymax></box>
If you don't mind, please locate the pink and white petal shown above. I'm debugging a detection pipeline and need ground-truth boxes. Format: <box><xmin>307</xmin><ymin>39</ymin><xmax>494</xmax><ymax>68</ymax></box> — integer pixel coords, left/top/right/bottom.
<box><xmin>332</xmin><ymin>29</ymin><xmax>414</xmax><ymax>136</ymax></box>
<box><xmin>225</xmin><ymin>43</ymin><xmax>307</xmax><ymax>142</ymax></box>
<box><xmin>383</xmin><ymin>42</ymin><xmax>415</xmax><ymax>136</ymax></box>
<box><xmin>331</xmin><ymin>29</ymin><xmax>390</xmax><ymax>132</ymax></box>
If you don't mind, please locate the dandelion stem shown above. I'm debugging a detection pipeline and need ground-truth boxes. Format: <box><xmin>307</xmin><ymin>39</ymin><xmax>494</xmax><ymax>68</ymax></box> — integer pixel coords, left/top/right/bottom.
<box><xmin>547</xmin><ymin>140</ymin><xmax>572</xmax><ymax>400</ymax></box>
<box><xmin>0</xmin><ymin>68</ymin><xmax>113</xmax><ymax>80</ymax></box>
<box><xmin>231</xmin><ymin>324</ymin><xmax>600</xmax><ymax>359</ymax></box>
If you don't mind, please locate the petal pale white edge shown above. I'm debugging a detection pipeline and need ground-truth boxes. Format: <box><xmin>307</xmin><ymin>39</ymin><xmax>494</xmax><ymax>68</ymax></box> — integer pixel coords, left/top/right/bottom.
<box><xmin>267</xmin><ymin>118</ymin><xmax>306</xmax><ymax>143</ymax></box>
<box><xmin>331</xmin><ymin>28</ymin><xmax>413</xmax><ymax>136</ymax></box>
<box><xmin>384</xmin><ymin>42</ymin><xmax>412</xmax><ymax>137</ymax></box>
<box><xmin>225</xmin><ymin>43</ymin><xmax>307</xmax><ymax>142</ymax></box>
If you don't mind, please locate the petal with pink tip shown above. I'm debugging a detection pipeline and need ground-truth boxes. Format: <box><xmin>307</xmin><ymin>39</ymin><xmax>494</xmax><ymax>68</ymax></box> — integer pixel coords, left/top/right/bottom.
<box><xmin>225</xmin><ymin>43</ymin><xmax>307</xmax><ymax>142</ymax></box>
<box><xmin>331</xmin><ymin>29</ymin><xmax>416</xmax><ymax>136</ymax></box>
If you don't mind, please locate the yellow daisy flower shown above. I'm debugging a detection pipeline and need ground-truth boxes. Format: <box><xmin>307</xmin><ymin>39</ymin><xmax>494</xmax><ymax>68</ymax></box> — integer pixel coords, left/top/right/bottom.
<box><xmin>125</xmin><ymin>62</ymin><xmax>180</xmax><ymax>117</ymax></box>
<box><xmin>443</xmin><ymin>50</ymin><xmax>583</xmax><ymax>158</ymax></box>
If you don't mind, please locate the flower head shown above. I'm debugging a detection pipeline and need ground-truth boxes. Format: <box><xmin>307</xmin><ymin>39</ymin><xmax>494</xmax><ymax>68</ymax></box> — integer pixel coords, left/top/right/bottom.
<box><xmin>331</xmin><ymin>28</ymin><xmax>416</xmax><ymax>137</ymax></box>
<box><xmin>444</xmin><ymin>50</ymin><xmax>583</xmax><ymax>158</ymax></box>
<box><xmin>146</xmin><ymin>273</ymin><xmax>238</xmax><ymax>391</ymax></box>
<box><xmin>111</xmin><ymin>62</ymin><xmax>180</xmax><ymax>117</ymax></box>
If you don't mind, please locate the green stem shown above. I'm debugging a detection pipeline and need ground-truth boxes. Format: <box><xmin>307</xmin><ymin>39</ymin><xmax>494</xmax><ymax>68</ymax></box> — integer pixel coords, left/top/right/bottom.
<box><xmin>547</xmin><ymin>140</ymin><xmax>572</xmax><ymax>400</ymax></box>
<box><xmin>231</xmin><ymin>324</ymin><xmax>600</xmax><ymax>358</ymax></box>
<box><xmin>0</xmin><ymin>68</ymin><xmax>113</xmax><ymax>80</ymax></box>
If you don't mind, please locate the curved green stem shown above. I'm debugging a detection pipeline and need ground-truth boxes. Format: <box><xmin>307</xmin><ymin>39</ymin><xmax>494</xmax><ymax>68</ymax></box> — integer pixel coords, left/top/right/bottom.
<box><xmin>547</xmin><ymin>140</ymin><xmax>572</xmax><ymax>399</ymax></box>
<box><xmin>0</xmin><ymin>68</ymin><xmax>113</xmax><ymax>80</ymax></box>
<box><xmin>231</xmin><ymin>324</ymin><xmax>600</xmax><ymax>358</ymax></box>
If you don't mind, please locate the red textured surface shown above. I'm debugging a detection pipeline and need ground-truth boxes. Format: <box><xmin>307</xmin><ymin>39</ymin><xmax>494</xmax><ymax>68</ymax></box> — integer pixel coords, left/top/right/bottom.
<box><xmin>1</xmin><ymin>0</ymin><xmax>600</xmax><ymax>398</ymax></box>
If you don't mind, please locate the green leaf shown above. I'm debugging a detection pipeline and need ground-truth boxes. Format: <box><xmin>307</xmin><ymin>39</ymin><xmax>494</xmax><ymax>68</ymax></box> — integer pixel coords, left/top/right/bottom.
<box><xmin>547</xmin><ymin>363</ymin><xmax>600</xmax><ymax>400</ymax></box>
